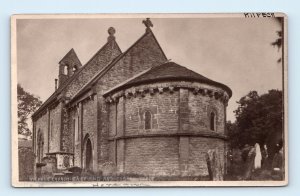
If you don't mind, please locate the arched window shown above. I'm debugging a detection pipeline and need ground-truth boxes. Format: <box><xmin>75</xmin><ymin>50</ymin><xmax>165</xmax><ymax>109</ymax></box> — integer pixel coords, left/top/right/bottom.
<box><xmin>210</xmin><ymin>112</ymin><xmax>216</xmax><ymax>131</ymax></box>
<box><xmin>144</xmin><ymin>110</ymin><xmax>152</xmax><ymax>130</ymax></box>
<box><xmin>64</xmin><ymin>65</ymin><xmax>68</xmax><ymax>75</ymax></box>
<box><xmin>74</xmin><ymin>116</ymin><xmax>79</xmax><ymax>142</ymax></box>
<box><xmin>83</xmin><ymin>134</ymin><xmax>93</xmax><ymax>171</ymax></box>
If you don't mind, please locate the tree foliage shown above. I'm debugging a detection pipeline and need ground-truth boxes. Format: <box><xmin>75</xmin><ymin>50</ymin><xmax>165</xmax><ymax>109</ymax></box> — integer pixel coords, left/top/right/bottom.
<box><xmin>271</xmin><ymin>31</ymin><xmax>283</xmax><ymax>63</ymax></box>
<box><xmin>271</xmin><ymin>31</ymin><xmax>282</xmax><ymax>50</ymax></box>
<box><xmin>228</xmin><ymin>90</ymin><xmax>283</xmax><ymax>149</ymax></box>
<box><xmin>17</xmin><ymin>84</ymin><xmax>42</xmax><ymax>135</ymax></box>
<box><xmin>226</xmin><ymin>120</ymin><xmax>239</xmax><ymax>148</ymax></box>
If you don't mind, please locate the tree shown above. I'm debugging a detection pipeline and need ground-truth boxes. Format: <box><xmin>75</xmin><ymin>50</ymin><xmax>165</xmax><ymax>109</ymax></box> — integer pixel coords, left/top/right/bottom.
<box><xmin>17</xmin><ymin>84</ymin><xmax>42</xmax><ymax>136</ymax></box>
<box><xmin>271</xmin><ymin>31</ymin><xmax>282</xmax><ymax>50</ymax></box>
<box><xmin>231</xmin><ymin>90</ymin><xmax>283</xmax><ymax>163</ymax></box>
<box><xmin>234</xmin><ymin>90</ymin><xmax>282</xmax><ymax>146</ymax></box>
<box><xmin>271</xmin><ymin>31</ymin><xmax>283</xmax><ymax>63</ymax></box>
<box><xmin>226</xmin><ymin>121</ymin><xmax>239</xmax><ymax>148</ymax></box>
<box><xmin>271</xmin><ymin>18</ymin><xmax>283</xmax><ymax>63</ymax></box>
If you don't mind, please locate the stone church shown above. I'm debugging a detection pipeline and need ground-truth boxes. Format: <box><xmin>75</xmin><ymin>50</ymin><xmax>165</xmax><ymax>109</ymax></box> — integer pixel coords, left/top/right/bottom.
<box><xmin>31</xmin><ymin>18</ymin><xmax>232</xmax><ymax>179</ymax></box>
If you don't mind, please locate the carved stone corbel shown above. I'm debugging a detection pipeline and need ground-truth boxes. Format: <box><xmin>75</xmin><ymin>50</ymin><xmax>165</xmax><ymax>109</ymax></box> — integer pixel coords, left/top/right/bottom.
<box><xmin>158</xmin><ymin>87</ymin><xmax>164</xmax><ymax>94</ymax></box>
<box><xmin>193</xmin><ymin>87</ymin><xmax>199</xmax><ymax>95</ymax></box>
<box><xmin>169</xmin><ymin>86</ymin><xmax>175</xmax><ymax>93</ymax></box>
<box><xmin>149</xmin><ymin>88</ymin><xmax>155</xmax><ymax>95</ymax></box>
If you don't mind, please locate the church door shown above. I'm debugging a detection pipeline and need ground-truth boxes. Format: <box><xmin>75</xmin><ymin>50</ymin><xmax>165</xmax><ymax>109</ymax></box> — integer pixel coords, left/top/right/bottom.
<box><xmin>85</xmin><ymin>138</ymin><xmax>93</xmax><ymax>171</ymax></box>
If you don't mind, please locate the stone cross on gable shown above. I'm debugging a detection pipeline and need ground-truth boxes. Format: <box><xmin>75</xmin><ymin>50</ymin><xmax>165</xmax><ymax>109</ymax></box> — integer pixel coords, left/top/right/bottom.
<box><xmin>143</xmin><ymin>18</ymin><xmax>153</xmax><ymax>32</ymax></box>
<box><xmin>107</xmin><ymin>27</ymin><xmax>116</xmax><ymax>42</ymax></box>
<box><xmin>108</xmin><ymin>27</ymin><xmax>116</xmax><ymax>36</ymax></box>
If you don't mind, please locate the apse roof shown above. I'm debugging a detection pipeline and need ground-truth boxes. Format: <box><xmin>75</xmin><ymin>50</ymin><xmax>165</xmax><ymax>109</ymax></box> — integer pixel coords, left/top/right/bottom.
<box><xmin>104</xmin><ymin>61</ymin><xmax>232</xmax><ymax>97</ymax></box>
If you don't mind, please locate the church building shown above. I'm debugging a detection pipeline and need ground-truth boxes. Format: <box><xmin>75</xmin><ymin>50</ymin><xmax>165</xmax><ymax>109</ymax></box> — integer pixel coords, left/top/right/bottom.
<box><xmin>31</xmin><ymin>18</ymin><xmax>232</xmax><ymax>179</ymax></box>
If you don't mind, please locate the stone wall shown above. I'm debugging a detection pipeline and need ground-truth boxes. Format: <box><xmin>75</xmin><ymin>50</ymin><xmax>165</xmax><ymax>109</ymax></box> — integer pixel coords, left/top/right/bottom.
<box><xmin>33</xmin><ymin>102</ymin><xmax>63</xmax><ymax>177</ymax></box>
<box><xmin>67</xmin><ymin>98</ymin><xmax>98</xmax><ymax>170</ymax></box>
<box><xmin>49</xmin><ymin>103</ymin><xmax>62</xmax><ymax>152</ymax></box>
<box><xmin>108</xmin><ymin>102</ymin><xmax>117</xmax><ymax>137</ymax></box>
<box><xmin>61</xmin><ymin>104</ymin><xmax>71</xmax><ymax>152</ymax></box>
<box><xmin>106</xmin><ymin>81</ymin><xmax>228</xmax><ymax>176</ymax></box>
<box><xmin>108</xmin><ymin>81</ymin><xmax>227</xmax><ymax>137</ymax></box>
<box><xmin>34</xmin><ymin>112</ymin><xmax>49</xmax><ymax>158</ymax></box>
<box><xmin>124</xmin><ymin>91</ymin><xmax>179</xmax><ymax>136</ymax></box>
<box><xmin>69</xmin><ymin>107</ymin><xmax>81</xmax><ymax>167</ymax></box>
<box><xmin>188</xmin><ymin>137</ymin><xmax>225</xmax><ymax>176</ymax></box>
<box><xmin>96</xmin><ymin>31</ymin><xmax>167</xmax><ymax>171</ymax></box>
<box><xmin>81</xmin><ymin>97</ymin><xmax>98</xmax><ymax>171</ymax></box>
<box><xmin>34</xmin><ymin>101</ymin><xmax>66</xmax><ymax>155</ymax></box>
<box><xmin>189</xmin><ymin>92</ymin><xmax>225</xmax><ymax>134</ymax></box>
<box><xmin>124</xmin><ymin>137</ymin><xmax>180</xmax><ymax>176</ymax></box>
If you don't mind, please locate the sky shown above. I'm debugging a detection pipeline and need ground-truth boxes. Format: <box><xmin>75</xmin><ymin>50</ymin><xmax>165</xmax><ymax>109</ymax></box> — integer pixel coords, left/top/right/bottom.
<box><xmin>16</xmin><ymin>17</ymin><xmax>283</xmax><ymax>122</ymax></box>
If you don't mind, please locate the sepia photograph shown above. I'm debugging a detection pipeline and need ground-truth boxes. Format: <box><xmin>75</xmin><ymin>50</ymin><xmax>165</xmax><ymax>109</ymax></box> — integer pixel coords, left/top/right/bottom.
<box><xmin>11</xmin><ymin>13</ymin><xmax>287</xmax><ymax>187</ymax></box>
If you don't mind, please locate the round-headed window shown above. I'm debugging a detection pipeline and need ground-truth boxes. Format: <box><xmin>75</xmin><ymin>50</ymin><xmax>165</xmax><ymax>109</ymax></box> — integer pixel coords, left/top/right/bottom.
<box><xmin>210</xmin><ymin>112</ymin><xmax>216</xmax><ymax>131</ymax></box>
<box><xmin>144</xmin><ymin>110</ymin><xmax>152</xmax><ymax>130</ymax></box>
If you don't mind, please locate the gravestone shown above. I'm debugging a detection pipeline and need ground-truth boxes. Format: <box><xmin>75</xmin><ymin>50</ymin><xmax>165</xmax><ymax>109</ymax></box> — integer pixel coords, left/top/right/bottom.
<box><xmin>206</xmin><ymin>149</ymin><xmax>223</xmax><ymax>181</ymax></box>
<box><xmin>243</xmin><ymin>146</ymin><xmax>256</xmax><ymax>180</ymax></box>
<box><xmin>254</xmin><ymin>143</ymin><xmax>262</xmax><ymax>169</ymax></box>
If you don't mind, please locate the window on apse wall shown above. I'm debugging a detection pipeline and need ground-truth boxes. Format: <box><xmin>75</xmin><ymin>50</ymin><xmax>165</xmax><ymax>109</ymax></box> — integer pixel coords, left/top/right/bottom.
<box><xmin>210</xmin><ymin>112</ymin><xmax>216</xmax><ymax>131</ymax></box>
<box><xmin>144</xmin><ymin>110</ymin><xmax>152</xmax><ymax>130</ymax></box>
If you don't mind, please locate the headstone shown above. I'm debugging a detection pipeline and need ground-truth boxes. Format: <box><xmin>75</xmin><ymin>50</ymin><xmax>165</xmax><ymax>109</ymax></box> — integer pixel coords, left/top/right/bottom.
<box><xmin>243</xmin><ymin>146</ymin><xmax>256</xmax><ymax>180</ymax></box>
<box><xmin>254</xmin><ymin>143</ymin><xmax>262</xmax><ymax>169</ymax></box>
<box><xmin>206</xmin><ymin>149</ymin><xmax>223</xmax><ymax>181</ymax></box>
<box><xmin>271</xmin><ymin>147</ymin><xmax>284</xmax><ymax>180</ymax></box>
<box><xmin>261</xmin><ymin>144</ymin><xmax>268</xmax><ymax>168</ymax></box>
<box><xmin>272</xmin><ymin>147</ymin><xmax>283</xmax><ymax>171</ymax></box>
